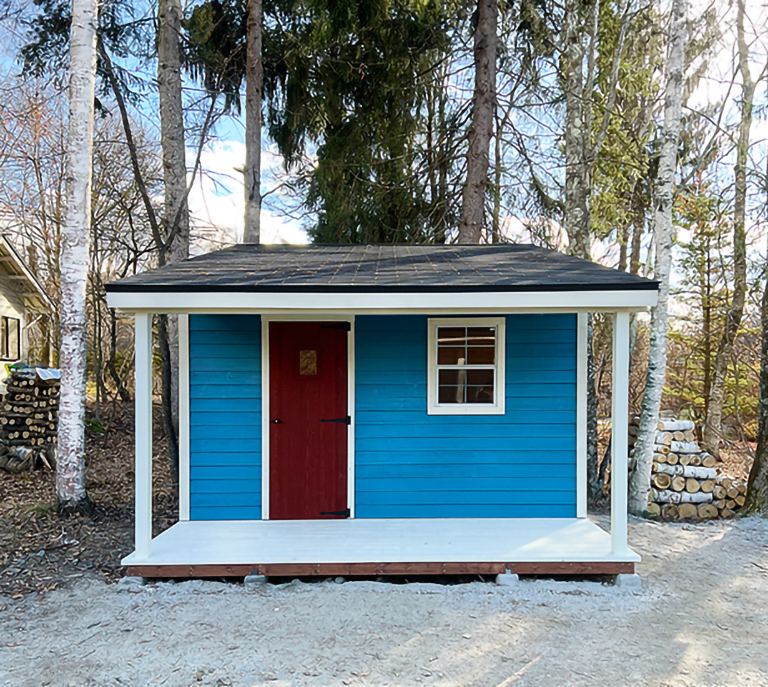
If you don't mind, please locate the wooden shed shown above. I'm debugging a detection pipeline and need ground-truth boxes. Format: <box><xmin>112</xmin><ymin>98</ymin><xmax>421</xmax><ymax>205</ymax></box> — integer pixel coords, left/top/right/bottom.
<box><xmin>106</xmin><ymin>244</ymin><xmax>658</xmax><ymax>578</ymax></box>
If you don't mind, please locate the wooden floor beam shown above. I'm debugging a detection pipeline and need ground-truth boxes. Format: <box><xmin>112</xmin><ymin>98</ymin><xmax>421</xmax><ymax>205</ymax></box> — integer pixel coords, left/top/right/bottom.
<box><xmin>126</xmin><ymin>561</ymin><xmax>634</xmax><ymax>578</ymax></box>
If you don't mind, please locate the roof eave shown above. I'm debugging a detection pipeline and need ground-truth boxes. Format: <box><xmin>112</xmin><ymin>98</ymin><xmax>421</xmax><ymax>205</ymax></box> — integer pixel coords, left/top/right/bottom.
<box><xmin>107</xmin><ymin>288</ymin><xmax>658</xmax><ymax>313</ymax></box>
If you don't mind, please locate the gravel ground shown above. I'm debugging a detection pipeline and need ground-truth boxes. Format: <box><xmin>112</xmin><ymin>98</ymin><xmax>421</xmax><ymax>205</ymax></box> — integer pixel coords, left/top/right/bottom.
<box><xmin>1</xmin><ymin>516</ymin><xmax>767</xmax><ymax>687</ymax></box>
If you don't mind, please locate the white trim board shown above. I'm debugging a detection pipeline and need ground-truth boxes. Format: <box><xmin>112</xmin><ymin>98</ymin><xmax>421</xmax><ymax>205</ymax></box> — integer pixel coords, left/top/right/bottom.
<box><xmin>576</xmin><ymin>313</ymin><xmax>588</xmax><ymax>518</ymax></box>
<box><xmin>133</xmin><ymin>313</ymin><xmax>153</xmax><ymax>560</ymax></box>
<box><xmin>261</xmin><ymin>315</ymin><xmax>356</xmax><ymax>520</ymax></box>
<box><xmin>108</xmin><ymin>289</ymin><xmax>657</xmax><ymax>313</ymax></box>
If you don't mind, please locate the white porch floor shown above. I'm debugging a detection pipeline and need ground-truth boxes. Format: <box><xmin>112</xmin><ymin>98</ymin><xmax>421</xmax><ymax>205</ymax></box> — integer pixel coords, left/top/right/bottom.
<box><xmin>122</xmin><ymin>518</ymin><xmax>639</xmax><ymax>575</ymax></box>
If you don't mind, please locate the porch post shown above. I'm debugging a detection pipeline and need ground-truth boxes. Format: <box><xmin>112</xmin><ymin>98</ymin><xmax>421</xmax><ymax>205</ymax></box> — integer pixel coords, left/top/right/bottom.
<box><xmin>611</xmin><ymin>311</ymin><xmax>630</xmax><ymax>555</ymax></box>
<box><xmin>576</xmin><ymin>313</ymin><xmax>588</xmax><ymax>517</ymax></box>
<box><xmin>134</xmin><ymin>313</ymin><xmax>153</xmax><ymax>559</ymax></box>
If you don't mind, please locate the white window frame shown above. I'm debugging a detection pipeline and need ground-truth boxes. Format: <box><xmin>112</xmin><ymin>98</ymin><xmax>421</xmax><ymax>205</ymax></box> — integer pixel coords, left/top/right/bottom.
<box><xmin>427</xmin><ymin>317</ymin><xmax>506</xmax><ymax>416</ymax></box>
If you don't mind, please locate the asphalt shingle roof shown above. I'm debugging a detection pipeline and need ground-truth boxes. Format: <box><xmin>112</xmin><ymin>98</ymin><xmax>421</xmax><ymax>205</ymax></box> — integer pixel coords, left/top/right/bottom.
<box><xmin>106</xmin><ymin>244</ymin><xmax>658</xmax><ymax>293</ymax></box>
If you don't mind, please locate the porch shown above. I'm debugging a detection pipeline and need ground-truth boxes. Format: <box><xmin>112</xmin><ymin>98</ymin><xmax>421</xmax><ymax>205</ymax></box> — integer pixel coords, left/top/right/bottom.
<box><xmin>122</xmin><ymin>517</ymin><xmax>639</xmax><ymax>577</ymax></box>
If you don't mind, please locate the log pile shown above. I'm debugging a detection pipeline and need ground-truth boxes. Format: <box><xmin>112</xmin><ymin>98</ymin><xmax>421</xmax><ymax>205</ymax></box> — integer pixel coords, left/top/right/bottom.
<box><xmin>629</xmin><ymin>415</ymin><xmax>748</xmax><ymax>520</ymax></box>
<box><xmin>0</xmin><ymin>367</ymin><xmax>59</xmax><ymax>472</ymax></box>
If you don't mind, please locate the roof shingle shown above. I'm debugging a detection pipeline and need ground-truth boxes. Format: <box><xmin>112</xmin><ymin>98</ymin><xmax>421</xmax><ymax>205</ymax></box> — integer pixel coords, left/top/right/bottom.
<box><xmin>106</xmin><ymin>244</ymin><xmax>658</xmax><ymax>293</ymax></box>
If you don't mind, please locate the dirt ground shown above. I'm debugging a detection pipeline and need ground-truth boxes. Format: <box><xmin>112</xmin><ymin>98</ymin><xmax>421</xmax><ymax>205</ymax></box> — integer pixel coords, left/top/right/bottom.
<box><xmin>0</xmin><ymin>515</ymin><xmax>767</xmax><ymax>687</ymax></box>
<box><xmin>0</xmin><ymin>403</ymin><xmax>177</xmax><ymax>597</ymax></box>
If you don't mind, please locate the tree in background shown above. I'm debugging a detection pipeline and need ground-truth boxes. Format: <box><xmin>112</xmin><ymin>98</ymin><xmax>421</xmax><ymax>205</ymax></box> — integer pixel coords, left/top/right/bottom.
<box><xmin>243</xmin><ymin>0</ymin><xmax>262</xmax><ymax>243</ymax></box>
<box><xmin>57</xmin><ymin>0</ymin><xmax>98</xmax><ymax>513</ymax></box>
<box><xmin>745</xmin><ymin>271</ymin><xmax>768</xmax><ymax>512</ymax></box>
<box><xmin>264</xmin><ymin>0</ymin><xmax>451</xmax><ymax>243</ymax></box>
<box><xmin>701</xmin><ymin>0</ymin><xmax>759</xmax><ymax>459</ymax></box>
<box><xmin>628</xmin><ymin>0</ymin><xmax>687</xmax><ymax>516</ymax></box>
<box><xmin>0</xmin><ymin>77</ymin><xmax>160</xmax><ymax>416</ymax></box>
<box><xmin>457</xmin><ymin>0</ymin><xmax>497</xmax><ymax>244</ymax></box>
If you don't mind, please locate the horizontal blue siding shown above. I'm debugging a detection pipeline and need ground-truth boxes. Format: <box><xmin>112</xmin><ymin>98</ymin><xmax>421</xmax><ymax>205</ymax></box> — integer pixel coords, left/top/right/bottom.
<box><xmin>355</xmin><ymin>314</ymin><xmax>577</xmax><ymax>519</ymax></box>
<box><xmin>188</xmin><ymin>315</ymin><xmax>261</xmax><ymax>520</ymax></box>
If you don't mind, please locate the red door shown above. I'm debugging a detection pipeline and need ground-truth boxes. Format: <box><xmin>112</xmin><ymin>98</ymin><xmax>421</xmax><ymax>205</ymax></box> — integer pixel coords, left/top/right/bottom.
<box><xmin>269</xmin><ymin>321</ymin><xmax>349</xmax><ymax>519</ymax></box>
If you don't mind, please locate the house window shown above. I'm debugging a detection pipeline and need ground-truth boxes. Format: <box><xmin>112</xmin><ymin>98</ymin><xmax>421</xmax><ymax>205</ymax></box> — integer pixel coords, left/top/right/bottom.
<box><xmin>427</xmin><ymin>318</ymin><xmax>505</xmax><ymax>415</ymax></box>
<box><xmin>0</xmin><ymin>317</ymin><xmax>20</xmax><ymax>360</ymax></box>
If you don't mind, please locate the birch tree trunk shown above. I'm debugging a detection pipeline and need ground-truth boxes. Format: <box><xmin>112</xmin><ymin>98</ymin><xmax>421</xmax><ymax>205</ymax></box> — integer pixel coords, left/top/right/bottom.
<box><xmin>57</xmin><ymin>0</ymin><xmax>98</xmax><ymax>514</ymax></box>
<box><xmin>628</xmin><ymin>0</ymin><xmax>687</xmax><ymax>515</ymax></box>
<box><xmin>457</xmin><ymin>0</ymin><xmax>497</xmax><ymax>244</ymax></box>
<box><xmin>243</xmin><ymin>0</ymin><xmax>262</xmax><ymax>243</ymax></box>
<box><xmin>701</xmin><ymin>0</ymin><xmax>753</xmax><ymax>459</ymax></box>
<box><xmin>158</xmin><ymin>0</ymin><xmax>188</xmax><ymax>482</ymax></box>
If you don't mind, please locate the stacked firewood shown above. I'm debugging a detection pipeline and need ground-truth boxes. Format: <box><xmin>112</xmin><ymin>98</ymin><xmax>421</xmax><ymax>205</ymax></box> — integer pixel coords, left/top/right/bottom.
<box><xmin>0</xmin><ymin>367</ymin><xmax>59</xmax><ymax>472</ymax></box>
<box><xmin>629</xmin><ymin>415</ymin><xmax>747</xmax><ymax>520</ymax></box>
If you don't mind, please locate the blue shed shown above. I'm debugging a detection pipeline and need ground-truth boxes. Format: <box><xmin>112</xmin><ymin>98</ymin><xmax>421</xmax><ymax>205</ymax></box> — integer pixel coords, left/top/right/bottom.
<box><xmin>106</xmin><ymin>244</ymin><xmax>658</xmax><ymax>578</ymax></box>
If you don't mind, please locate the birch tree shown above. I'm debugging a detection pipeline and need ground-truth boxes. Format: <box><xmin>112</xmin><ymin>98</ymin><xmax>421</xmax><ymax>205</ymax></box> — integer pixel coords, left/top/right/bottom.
<box><xmin>457</xmin><ymin>0</ymin><xmax>497</xmax><ymax>244</ymax></box>
<box><xmin>701</xmin><ymin>0</ymin><xmax>757</xmax><ymax>458</ymax></box>
<box><xmin>57</xmin><ymin>0</ymin><xmax>98</xmax><ymax>513</ymax></box>
<box><xmin>243</xmin><ymin>0</ymin><xmax>262</xmax><ymax>243</ymax></box>
<box><xmin>628</xmin><ymin>0</ymin><xmax>687</xmax><ymax>515</ymax></box>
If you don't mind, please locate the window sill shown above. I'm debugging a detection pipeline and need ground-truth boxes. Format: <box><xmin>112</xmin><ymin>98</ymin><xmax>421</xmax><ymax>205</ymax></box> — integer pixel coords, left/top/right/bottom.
<box><xmin>427</xmin><ymin>404</ymin><xmax>505</xmax><ymax>416</ymax></box>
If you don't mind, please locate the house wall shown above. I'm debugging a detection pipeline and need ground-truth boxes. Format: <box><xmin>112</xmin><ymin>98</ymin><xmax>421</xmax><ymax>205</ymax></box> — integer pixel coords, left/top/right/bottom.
<box><xmin>355</xmin><ymin>314</ymin><xmax>577</xmax><ymax>518</ymax></box>
<box><xmin>0</xmin><ymin>274</ymin><xmax>27</xmax><ymax>362</ymax></box>
<box><xmin>187</xmin><ymin>313</ymin><xmax>577</xmax><ymax>520</ymax></box>
<box><xmin>189</xmin><ymin>315</ymin><xmax>261</xmax><ymax>520</ymax></box>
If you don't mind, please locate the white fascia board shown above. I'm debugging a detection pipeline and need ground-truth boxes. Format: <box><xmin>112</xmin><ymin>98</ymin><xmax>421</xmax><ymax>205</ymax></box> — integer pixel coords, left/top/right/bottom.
<box><xmin>0</xmin><ymin>236</ymin><xmax>55</xmax><ymax>311</ymax></box>
<box><xmin>107</xmin><ymin>289</ymin><xmax>657</xmax><ymax>313</ymax></box>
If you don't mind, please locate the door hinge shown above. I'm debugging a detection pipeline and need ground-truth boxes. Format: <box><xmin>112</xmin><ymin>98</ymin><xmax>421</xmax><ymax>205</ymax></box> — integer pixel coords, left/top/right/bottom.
<box><xmin>320</xmin><ymin>508</ymin><xmax>350</xmax><ymax>517</ymax></box>
<box><xmin>320</xmin><ymin>415</ymin><xmax>351</xmax><ymax>425</ymax></box>
<box><xmin>320</xmin><ymin>322</ymin><xmax>351</xmax><ymax>332</ymax></box>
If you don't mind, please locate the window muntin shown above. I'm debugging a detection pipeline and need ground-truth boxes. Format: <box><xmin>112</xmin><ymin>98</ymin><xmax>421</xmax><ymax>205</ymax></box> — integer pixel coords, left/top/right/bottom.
<box><xmin>428</xmin><ymin>318</ymin><xmax>505</xmax><ymax>415</ymax></box>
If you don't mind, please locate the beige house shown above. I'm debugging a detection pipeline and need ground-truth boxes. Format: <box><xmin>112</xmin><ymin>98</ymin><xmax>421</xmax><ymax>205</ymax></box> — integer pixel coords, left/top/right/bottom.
<box><xmin>0</xmin><ymin>236</ymin><xmax>53</xmax><ymax>364</ymax></box>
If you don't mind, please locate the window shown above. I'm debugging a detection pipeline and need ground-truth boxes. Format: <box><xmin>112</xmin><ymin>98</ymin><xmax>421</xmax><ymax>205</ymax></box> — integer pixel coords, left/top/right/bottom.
<box><xmin>0</xmin><ymin>317</ymin><xmax>20</xmax><ymax>360</ymax></box>
<box><xmin>427</xmin><ymin>318</ymin><xmax>505</xmax><ymax>415</ymax></box>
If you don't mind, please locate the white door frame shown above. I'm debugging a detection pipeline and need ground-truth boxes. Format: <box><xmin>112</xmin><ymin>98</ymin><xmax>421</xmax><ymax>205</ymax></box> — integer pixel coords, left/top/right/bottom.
<box><xmin>261</xmin><ymin>314</ymin><xmax>356</xmax><ymax>520</ymax></box>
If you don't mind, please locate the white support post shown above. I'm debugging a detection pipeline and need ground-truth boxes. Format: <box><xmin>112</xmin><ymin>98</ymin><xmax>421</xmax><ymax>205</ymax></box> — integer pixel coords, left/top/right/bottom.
<box><xmin>576</xmin><ymin>313</ymin><xmax>588</xmax><ymax>517</ymax></box>
<box><xmin>611</xmin><ymin>311</ymin><xmax>631</xmax><ymax>555</ymax></box>
<box><xmin>178</xmin><ymin>314</ymin><xmax>190</xmax><ymax>521</ymax></box>
<box><xmin>134</xmin><ymin>313</ymin><xmax>153</xmax><ymax>559</ymax></box>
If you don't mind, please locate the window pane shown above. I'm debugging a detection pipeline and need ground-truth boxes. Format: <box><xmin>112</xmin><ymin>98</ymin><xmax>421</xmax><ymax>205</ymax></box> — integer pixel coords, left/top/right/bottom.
<box><xmin>0</xmin><ymin>318</ymin><xmax>6</xmax><ymax>358</ymax></box>
<box><xmin>438</xmin><ymin>369</ymin><xmax>464</xmax><ymax>404</ymax></box>
<box><xmin>7</xmin><ymin>319</ymin><xmax>18</xmax><ymax>359</ymax></box>
<box><xmin>437</xmin><ymin>368</ymin><xmax>460</xmax><ymax>386</ymax></box>
<box><xmin>467</xmin><ymin>346</ymin><xmax>495</xmax><ymax>365</ymax></box>
<box><xmin>437</xmin><ymin>327</ymin><xmax>466</xmax><ymax>346</ymax></box>
<box><xmin>437</xmin><ymin>347</ymin><xmax>465</xmax><ymax>365</ymax></box>
<box><xmin>467</xmin><ymin>327</ymin><xmax>495</xmax><ymax>346</ymax></box>
<box><xmin>466</xmin><ymin>369</ymin><xmax>494</xmax><ymax>386</ymax></box>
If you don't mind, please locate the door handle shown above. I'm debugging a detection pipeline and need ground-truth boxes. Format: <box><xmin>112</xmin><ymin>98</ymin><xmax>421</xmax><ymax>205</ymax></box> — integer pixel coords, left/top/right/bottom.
<box><xmin>271</xmin><ymin>419</ymin><xmax>283</xmax><ymax>424</ymax></box>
